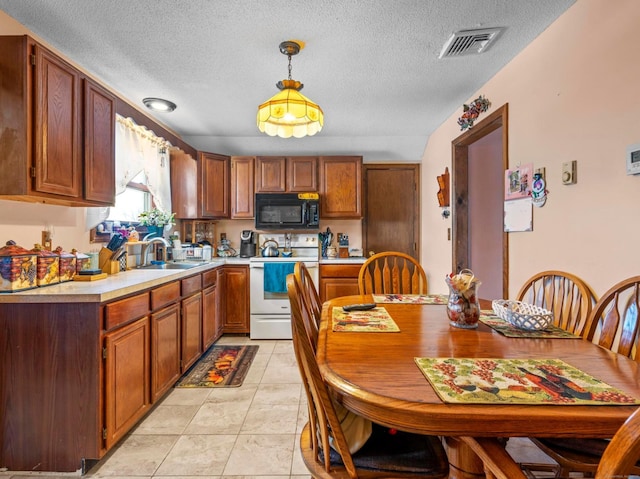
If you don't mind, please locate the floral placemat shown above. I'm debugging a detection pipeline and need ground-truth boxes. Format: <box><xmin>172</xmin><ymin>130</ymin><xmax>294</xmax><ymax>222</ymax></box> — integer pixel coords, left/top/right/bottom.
<box><xmin>332</xmin><ymin>306</ymin><xmax>400</xmax><ymax>332</ymax></box>
<box><xmin>479</xmin><ymin>310</ymin><xmax>579</xmax><ymax>339</ymax></box>
<box><xmin>372</xmin><ymin>294</ymin><xmax>448</xmax><ymax>304</ymax></box>
<box><xmin>414</xmin><ymin>357</ymin><xmax>640</xmax><ymax>405</ymax></box>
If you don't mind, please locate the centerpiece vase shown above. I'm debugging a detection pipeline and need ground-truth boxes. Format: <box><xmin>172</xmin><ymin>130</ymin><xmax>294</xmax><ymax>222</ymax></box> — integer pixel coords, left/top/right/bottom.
<box><xmin>445</xmin><ymin>273</ymin><xmax>481</xmax><ymax>329</ymax></box>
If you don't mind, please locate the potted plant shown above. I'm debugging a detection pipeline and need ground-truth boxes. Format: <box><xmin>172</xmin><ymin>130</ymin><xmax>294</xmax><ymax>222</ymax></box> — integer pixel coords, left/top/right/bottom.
<box><xmin>137</xmin><ymin>208</ymin><xmax>175</xmax><ymax>238</ymax></box>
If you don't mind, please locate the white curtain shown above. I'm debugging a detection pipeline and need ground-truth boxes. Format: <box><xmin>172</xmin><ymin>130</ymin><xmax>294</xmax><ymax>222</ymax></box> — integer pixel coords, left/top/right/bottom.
<box><xmin>85</xmin><ymin>115</ymin><xmax>173</xmax><ymax>230</ymax></box>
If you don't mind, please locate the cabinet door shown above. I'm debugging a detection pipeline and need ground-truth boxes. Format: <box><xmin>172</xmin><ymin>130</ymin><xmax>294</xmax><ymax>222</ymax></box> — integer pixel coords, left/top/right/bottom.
<box><xmin>181</xmin><ymin>292</ymin><xmax>202</xmax><ymax>372</ymax></box>
<box><xmin>231</xmin><ymin>156</ymin><xmax>255</xmax><ymax>219</ymax></box>
<box><xmin>223</xmin><ymin>266</ymin><xmax>249</xmax><ymax>333</ymax></box>
<box><xmin>200</xmin><ymin>152</ymin><xmax>230</xmax><ymax>218</ymax></box>
<box><xmin>319</xmin><ymin>263</ymin><xmax>362</xmax><ymax>302</ymax></box>
<box><xmin>255</xmin><ymin>156</ymin><xmax>286</xmax><ymax>192</ymax></box>
<box><xmin>202</xmin><ymin>284</ymin><xmax>218</xmax><ymax>350</ymax></box>
<box><xmin>151</xmin><ymin>303</ymin><xmax>181</xmax><ymax>402</ymax></box>
<box><xmin>287</xmin><ymin>156</ymin><xmax>318</xmax><ymax>192</ymax></box>
<box><xmin>34</xmin><ymin>44</ymin><xmax>81</xmax><ymax>198</ymax></box>
<box><xmin>83</xmin><ymin>78</ymin><xmax>115</xmax><ymax>204</ymax></box>
<box><xmin>104</xmin><ymin>316</ymin><xmax>150</xmax><ymax>449</ymax></box>
<box><xmin>171</xmin><ymin>150</ymin><xmax>198</xmax><ymax>219</ymax></box>
<box><xmin>319</xmin><ymin>156</ymin><xmax>363</xmax><ymax>218</ymax></box>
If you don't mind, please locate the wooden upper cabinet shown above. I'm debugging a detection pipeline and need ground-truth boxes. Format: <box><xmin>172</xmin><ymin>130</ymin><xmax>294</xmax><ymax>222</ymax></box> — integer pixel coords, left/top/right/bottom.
<box><xmin>34</xmin><ymin>43</ymin><xmax>82</xmax><ymax>199</ymax></box>
<box><xmin>255</xmin><ymin>156</ymin><xmax>286</xmax><ymax>192</ymax></box>
<box><xmin>0</xmin><ymin>36</ymin><xmax>115</xmax><ymax>206</ymax></box>
<box><xmin>83</xmin><ymin>79</ymin><xmax>116</xmax><ymax>204</ymax></box>
<box><xmin>319</xmin><ymin>156</ymin><xmax>363</xmax><ymax>218</ymax></box>
<box><xmin>231</xmin><ymin>156</ymin><xmax>255</xmax><ymax>219</ymax></box>
<box><xmin>170</xmin><ymin>149</ymin><xmax>198</xmax><ymax>219</ymax></box>
<box><xmin>255</xmin><ymin>156</ymin><xmax>318</xmax><ymax>193</ymax></box>
<box><xmin>287</xmin><ymin>156</ymin><xmax>318</xmax><ymax>192</ymax></box>
<box><xmin>199</xmin><ymin>152</ymin><xmax>230</xmax><ymax>218</ymax></box>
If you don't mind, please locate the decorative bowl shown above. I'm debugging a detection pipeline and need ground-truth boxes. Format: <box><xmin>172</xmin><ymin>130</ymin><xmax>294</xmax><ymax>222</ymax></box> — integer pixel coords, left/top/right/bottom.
<box><xmin>492</xmin><ymin>299</ymin><xmax>553</xmax><ymax>331</ymax></box>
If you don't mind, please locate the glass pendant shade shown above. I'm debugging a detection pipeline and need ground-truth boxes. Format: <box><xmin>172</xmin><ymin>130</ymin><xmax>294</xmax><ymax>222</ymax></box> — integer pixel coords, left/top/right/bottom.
<box><xmin>257</xmin><ymin>84</ymin><xmax>324</xmax><ymax>138</ymax></box>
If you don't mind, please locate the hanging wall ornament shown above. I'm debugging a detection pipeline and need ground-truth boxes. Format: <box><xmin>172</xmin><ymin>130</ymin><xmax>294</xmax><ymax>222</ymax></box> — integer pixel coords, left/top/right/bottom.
<box><xmin>457</xmin><ymin>95</ymin><xmax>491</xmax><ymax>131</ymax></box>
<box><xmin>531</xmin><ymin>172</ymin><xmax>548</xmax><ymax>207</ymax></box>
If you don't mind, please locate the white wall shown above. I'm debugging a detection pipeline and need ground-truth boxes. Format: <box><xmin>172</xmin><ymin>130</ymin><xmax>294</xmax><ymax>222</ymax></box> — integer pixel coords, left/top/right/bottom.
<box><xmin>421</xmin><ymin>0</ymin><xmax>640</xmax><ymax>297</ymax></box>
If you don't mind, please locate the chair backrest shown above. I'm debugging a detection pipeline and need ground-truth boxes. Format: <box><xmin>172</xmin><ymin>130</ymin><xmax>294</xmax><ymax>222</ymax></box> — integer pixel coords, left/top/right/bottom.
<box><xmin>595</xmin><ymin>406</ymin><xmax>640</xmax><ymax>479</ymax></box>
<box><xmin>294</xmin><ymin>262</ymin><xmax>321</xmax><ymax>349</ymax></box>
<box><xmin>286</xmin><ymin>274</ymin><xmax>359</xmax><ymax>478</ymax></box>
<box><xmin>516</xmin><ymin>270</ymin><xmax>596</xmax><ymax>337</ymax></box>
<box><xmin>584</xmin><ymin>276</ymin><xmax>640</xmax><ymax>360</ymax></box>
<box><xmin>358</xmin><ymin>251</ymin><xmax>427</xmax><ymax>295</ymax></box>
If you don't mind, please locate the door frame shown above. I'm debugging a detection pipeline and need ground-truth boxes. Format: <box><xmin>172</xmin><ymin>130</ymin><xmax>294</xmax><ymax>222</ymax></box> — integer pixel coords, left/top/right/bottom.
<box><xmin>452</xmin><ymin>103</ymin><xmax>509</xmax><ymax>299</ymax></box>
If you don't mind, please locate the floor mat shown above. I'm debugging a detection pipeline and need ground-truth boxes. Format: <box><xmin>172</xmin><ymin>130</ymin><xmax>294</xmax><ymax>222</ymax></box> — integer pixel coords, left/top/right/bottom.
<box><xmin>176</xmin><ymin>344</ymin><xmax>259</xmax><ymax>387</ymax></box>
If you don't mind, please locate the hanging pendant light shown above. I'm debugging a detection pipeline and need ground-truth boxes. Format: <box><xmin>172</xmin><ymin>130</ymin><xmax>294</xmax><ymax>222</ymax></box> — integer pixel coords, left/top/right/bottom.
<box><xmin>257</xmin><ymin>41</ymin><xmax>324</xmax><ymax>138</ymax></box>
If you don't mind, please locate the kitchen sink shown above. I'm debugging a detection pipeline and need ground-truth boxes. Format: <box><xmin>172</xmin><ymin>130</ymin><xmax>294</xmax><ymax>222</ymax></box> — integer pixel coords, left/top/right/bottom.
<box><xmin>142</xmin><ymin>262</ymin><xmax>202</xmax><ymax>270</ymax></box>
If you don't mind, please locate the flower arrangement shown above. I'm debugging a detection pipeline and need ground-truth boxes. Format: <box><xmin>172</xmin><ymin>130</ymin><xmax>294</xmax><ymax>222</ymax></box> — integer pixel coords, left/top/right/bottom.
<box><xmin>457</xmin><ymin>95</ymin><xmax>491</xmax><ymax>131</ymax></box>
<box><xmin>137</xmin><ymin>208</ymin><xmax>175</xmax><ymax>227</ymax></box>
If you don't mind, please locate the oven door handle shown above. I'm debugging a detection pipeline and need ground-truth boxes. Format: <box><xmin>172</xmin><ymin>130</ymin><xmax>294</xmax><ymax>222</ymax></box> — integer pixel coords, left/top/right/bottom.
<box><xmin>249</xmin><ymin>262</ymin><xmax>318</xmax><ymax>269</ymax></box>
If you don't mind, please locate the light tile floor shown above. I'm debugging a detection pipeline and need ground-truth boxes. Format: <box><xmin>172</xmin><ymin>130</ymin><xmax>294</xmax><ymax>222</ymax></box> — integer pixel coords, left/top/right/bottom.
<box><xmin>1</xmin><ymin>335</ymin><xmax>560</xmax><ymax>479</ymax></box>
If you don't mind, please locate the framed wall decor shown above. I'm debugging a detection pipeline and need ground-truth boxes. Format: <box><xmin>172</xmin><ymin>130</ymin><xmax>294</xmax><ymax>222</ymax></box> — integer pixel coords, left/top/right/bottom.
<box><xmin>504</xmin><ymin>163</ymin><xmax>533</xmax><ymax>200</ymax></box>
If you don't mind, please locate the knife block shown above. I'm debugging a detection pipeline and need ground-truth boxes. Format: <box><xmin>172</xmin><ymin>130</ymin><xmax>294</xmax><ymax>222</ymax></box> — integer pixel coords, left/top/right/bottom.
<box><xmin>99</xmin><ymin>247</ymin><xmax>120</xmax><ymax>275</ymax></box>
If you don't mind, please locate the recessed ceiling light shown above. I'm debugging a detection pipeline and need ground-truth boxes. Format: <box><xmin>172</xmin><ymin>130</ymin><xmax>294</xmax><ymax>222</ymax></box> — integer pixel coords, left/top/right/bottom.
<box><xmin>142</xmin><ymin>97</ymin><xmax>177</xmax><ymax>112</ymax></box>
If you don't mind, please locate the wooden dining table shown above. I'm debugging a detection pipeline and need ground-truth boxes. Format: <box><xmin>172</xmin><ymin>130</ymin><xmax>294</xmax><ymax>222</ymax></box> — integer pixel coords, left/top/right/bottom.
<box><xmin>317</xmin><ymin>295</ymin><xmax>640</xmax><ymax>479</ymax></box>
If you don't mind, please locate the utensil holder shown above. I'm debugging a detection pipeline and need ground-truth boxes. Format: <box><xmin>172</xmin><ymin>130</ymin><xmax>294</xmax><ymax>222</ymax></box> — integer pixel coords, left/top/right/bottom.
<box><xmin>99</xmin><ymin>247</ymin><xmax>120</xmax><ymax>275</ymax></box>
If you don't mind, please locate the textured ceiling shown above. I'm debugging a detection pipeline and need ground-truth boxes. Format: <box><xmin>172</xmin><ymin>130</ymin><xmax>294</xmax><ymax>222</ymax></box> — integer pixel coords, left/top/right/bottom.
<box><xmin>0</xmin><ymin>0</ymin><xmax>575</xmax><ymax>161</ymax></box>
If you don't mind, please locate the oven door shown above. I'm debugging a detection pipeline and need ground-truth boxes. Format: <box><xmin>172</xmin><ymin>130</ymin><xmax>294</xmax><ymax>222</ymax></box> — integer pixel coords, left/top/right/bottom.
<box><xmin>250</xmin><ymin>260</ymin><xmax>319</xmax><ymax>312</ymax></box>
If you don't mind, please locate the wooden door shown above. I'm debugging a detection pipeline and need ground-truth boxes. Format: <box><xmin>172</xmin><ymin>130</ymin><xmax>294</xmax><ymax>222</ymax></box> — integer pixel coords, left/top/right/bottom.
<box><xmin>171</xmin><ymin>150</ymin><xmax>198</xmax><ymax>219</ymax></box>
<box><xmin>181</xmin><ymin>292</ymin><xmax>202</xmax><ymax>372</ymax></box>
<box><xmin>319</xmin><ymin>156</ymin><xmax>363</xmax><ymax>218</ymax></box>
<box><xmin>255</xmin><ymin>156</ymin><xmax>286</xmax><ymax>192</ymax></box>
<box><xmin>199</xmin><ymin>152</ymin><xmax>230</xmax><ymax>218</ymax></box>
<box><xmin>287</xmin><ymin>156</ymin><xmax>318</xmax><ymax>192</ymax></box>
<box><xmin>34</xmin><ymin>44</ymin><xmax>81</xmax><ymax>198</ymax></box>
<box><xmin>363</xmin><ymin>164</ymin><xmax>420</xmax><ymax>259</ymax></box>
<box><xmin>223</xmin><ymin>266</ymin><xmax>249</xmax><ymax>333</ymax></box>
<box><xmin>150</xmin><ymin>303</ymin><xmax>181</xmax><ymax>402</ymax></box>
<box><xmin>202</xmin><ymin>284</ymin><xmax>217</xmax><ymax>350</ymax></box>
<box><xmin>103</xmin><ymin>316</ymin><xmax>150</xmax><ymax>449</ymax></box>
<box><xmin>231</xmin><ymin>156</ymin><xmax>255</xmax><ymax>219</ymax></box>
<box><xmin>83</xmin><ymin>78</ymin><xmax>115</xmax><ymax>205</ymax></box>
<box><xmin>452</xmin><ymin>104</ymin><xmax>509</xmax><ymax>299</ymax></box>
<box><xmin>319</xmin><ymin>264</ymin><xmax>361</xmax><ymax>302</ymax></box>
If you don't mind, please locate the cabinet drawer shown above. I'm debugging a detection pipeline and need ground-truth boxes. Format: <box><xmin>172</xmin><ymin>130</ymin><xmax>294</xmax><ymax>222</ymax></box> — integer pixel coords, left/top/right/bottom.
<box><xmin>202</xmin><ymin>268</ymin><xmax>218</xmax><ymax>288</ymax></box>
<box><xmin>151</xmin><ymin>281</ymin><xmax>180</xmax><ymax>310</ymax></box>
<box><xmin>104</xmin><ymin>292</ymin><xmax>150</xmax><ymax>330</ymax></box>
<box><xmin>181</xmin><ymin>274</ymin><xmax>202</xmax><ymax>297</ymax></box>
<box><xmin>320</xmin><ymin>263</ymin><xmax>362</xmax><ymax>278</ymax></box>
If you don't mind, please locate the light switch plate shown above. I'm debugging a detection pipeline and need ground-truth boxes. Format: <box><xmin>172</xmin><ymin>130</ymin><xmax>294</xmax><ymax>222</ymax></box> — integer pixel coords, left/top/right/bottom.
<box><xmin>562</xmin><ymin>160</ymin><xmax>576</xmax><ymax>185</ymax></box>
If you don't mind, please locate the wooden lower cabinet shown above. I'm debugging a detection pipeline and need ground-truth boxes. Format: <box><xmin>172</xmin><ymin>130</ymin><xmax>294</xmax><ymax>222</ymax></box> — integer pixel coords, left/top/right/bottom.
<box><xmin>0</xmin><ymin>265</ymin><xmax>245</xmax><ymax>473</ymax></box>
<box><xmin>151</xmin><ymin>303</ymin><xmax>181</xmax><ymax>402</ymax></box>
<box><xmin>222</xmin><ymin>265</ymin><xmax>250</xmax><ymax>333</ymax></box>
<box><xmin>319</xmin><ymin>263</ymin><xmax>362</xmax><ymax>302</ymax></box>
<box><xmin>103</xmin><ymin>316</ymin><xmax>151</xmax><ymax>450</ymax></box>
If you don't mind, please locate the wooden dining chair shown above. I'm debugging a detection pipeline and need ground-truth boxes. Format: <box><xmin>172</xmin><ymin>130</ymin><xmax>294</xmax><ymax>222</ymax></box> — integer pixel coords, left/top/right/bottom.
<box><xmin>516</xmin><ymin>270</ymin><xmax>596</xmax><ymax>337</ymax></box>
<box><xmin>294</xmin><ymin>262</ymin><xmax>322</xmax><ymax>343</ymax></box>
<box><xmin>286</xmin><ymin>275</ymin><xmax>449</xmax><ymax>479</ymax></box>
<box><xmin>523</xmin><ymin>276</ymin><xmax>640</xmax><ymax>478</ymax></box>
<box><xmin>358</xmin><ymin>251</ymin><xmax>427</xmax><ymax>295</ymax></box>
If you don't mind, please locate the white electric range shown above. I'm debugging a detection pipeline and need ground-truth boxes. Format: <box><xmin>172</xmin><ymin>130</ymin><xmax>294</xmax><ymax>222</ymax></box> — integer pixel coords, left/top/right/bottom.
<box><xmin>249</xmin><ymin>232</ymin><xmax>319</xmax><ymax>339</ymax></box>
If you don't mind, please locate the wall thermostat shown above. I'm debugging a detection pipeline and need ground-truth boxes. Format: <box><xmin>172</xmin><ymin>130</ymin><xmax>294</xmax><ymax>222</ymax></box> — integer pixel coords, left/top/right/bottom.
<box><xmin>627</xmin><ymin>143</ymin><xmax>640</xmax><ymax>175</ymax></box>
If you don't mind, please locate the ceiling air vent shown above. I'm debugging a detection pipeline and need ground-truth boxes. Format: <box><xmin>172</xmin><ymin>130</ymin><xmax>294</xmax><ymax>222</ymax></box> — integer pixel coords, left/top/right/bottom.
<box><xmin>439</xmin><ymin>28</ymin><xmax>504</xmax><ymax>59</ymax></box>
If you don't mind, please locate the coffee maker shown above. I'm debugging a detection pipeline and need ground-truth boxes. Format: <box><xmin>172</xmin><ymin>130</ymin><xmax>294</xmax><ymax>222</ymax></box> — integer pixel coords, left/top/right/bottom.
<box><xmin>239</xmin><ymin>230</ymin><xmax>256</xmax><ymax>257</ymax></box>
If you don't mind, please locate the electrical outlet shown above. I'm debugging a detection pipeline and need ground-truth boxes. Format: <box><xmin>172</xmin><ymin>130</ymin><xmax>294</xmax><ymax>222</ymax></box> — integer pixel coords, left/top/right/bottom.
<box><xmin>562</xmin><ymin>160</ymin><xmax>577</xmax><ymax>185</ymax></box>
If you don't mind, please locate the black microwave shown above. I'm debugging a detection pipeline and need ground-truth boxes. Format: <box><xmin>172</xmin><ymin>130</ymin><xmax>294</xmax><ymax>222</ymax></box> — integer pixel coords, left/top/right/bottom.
<box><xmin>255</xmin><ymin>193</ymin><xmax>320</xmax><ymax>230</ymax></box>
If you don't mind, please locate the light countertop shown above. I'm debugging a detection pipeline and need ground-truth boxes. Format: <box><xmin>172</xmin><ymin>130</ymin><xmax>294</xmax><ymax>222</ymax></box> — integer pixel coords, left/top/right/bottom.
<box><xmin>0</xmin><ymin>260</ymin><xmax>235</xmax><ymax>304</ymax></box>
<box><xmin>319</xmin><ymin>257</ymin><xmax>366</xmax><ymax>264</ymax></box>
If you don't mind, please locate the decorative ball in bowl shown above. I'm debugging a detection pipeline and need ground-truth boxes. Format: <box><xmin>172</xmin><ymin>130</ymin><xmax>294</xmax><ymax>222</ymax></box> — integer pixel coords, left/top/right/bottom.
<box><xmin>492</xmin><ymin>299</ymin><xmax>553</xmax><ymax>331</ymax></box>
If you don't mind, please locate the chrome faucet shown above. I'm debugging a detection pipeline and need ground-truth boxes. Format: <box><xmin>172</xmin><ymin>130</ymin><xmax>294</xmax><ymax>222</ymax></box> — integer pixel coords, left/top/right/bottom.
<box><xmin>140</xmin><ymin>235</ymin><xmax>170</xmax><ymax>266</ymax></box>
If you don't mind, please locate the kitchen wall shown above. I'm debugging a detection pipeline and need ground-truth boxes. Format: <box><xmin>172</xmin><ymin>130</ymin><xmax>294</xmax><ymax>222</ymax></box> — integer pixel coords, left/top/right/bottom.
<box><xmin>421</xmin><ymin>0</ymin><xmax>640</xmax><ymax>297</ymax></box>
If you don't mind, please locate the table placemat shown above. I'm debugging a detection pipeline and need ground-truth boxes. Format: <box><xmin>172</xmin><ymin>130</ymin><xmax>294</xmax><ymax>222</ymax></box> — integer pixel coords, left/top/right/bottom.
<box><xmin>372</xmin><ymin>294</ymin><xmax>448</xmax><ymax>304</ymax></box>
<box><xmin>332</xmin><ymin>306</ymin><xmax>400</xmax><ymax>332</ymax></box>
<box><xmin>414</xmin><ymin>357</ymin><xmax>640</xmax><ymax>405</ymax></box>
<box><xmin>479</xmin><ymin>311</ymin><xmax>580</xmax><ymax>339</ymax></box>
